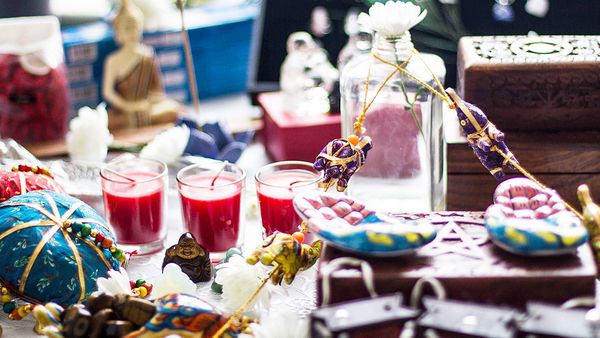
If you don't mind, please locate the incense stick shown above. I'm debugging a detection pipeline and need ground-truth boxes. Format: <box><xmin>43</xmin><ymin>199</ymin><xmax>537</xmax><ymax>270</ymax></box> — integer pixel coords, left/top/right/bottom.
<box><xmin>177</xmin><ymin>0</ymin><xmax>200</xmax><ymax>114</ymax></box>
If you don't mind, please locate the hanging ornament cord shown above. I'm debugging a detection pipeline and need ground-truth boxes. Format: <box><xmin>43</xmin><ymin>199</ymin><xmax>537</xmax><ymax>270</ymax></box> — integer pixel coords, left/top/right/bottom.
<box><xmin>211</xmin><ymin>266</ymin><xmax>282</xmax><ymax>338</ymax></box>
<box><xmin>363</xmin><ymin>48</ymin><xmax>584</xmax><ymax>221</ymax></box>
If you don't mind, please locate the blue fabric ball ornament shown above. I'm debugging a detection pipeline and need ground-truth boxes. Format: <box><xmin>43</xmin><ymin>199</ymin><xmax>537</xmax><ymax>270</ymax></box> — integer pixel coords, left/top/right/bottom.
<box><xmin>0</xmin><ymin>190</ymin><xmax>122</xmax><ymax>306</ymax></box>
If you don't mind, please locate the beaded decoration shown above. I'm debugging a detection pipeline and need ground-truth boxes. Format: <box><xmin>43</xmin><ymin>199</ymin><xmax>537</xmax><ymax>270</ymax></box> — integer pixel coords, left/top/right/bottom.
<box><xmin>0</xmin><ymin>190</ymin><xmax>126</xmax><ymax>308</ymax></box>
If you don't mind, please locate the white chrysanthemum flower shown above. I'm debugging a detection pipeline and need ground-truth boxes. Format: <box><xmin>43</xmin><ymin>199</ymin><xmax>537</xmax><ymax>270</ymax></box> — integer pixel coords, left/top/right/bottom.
<box><xmin>240</xmin><ymin>309</ymin><xmax>309</xmax><ymax>338</ymax></box>
<box><xmin>96</xmin><ymin>267</ymin><xmax>132</xmax><ymax>295</ymax></box>
<box><xmin>214</xmin><ymin>255</ymin><xmax>270</xmax><ymax>316</ymax></box>
<box><xmin>358</xmin><ymin>1</ymin><xmax>427</xmax><ymax>37</ymax></box>
<box><xmin>67</xmin><ymin>103</ymin><xmax>113</xmax><ymax>162</ymax></box>
<box><xmin>152</xmin><ymin>263</ymin><xmax>197</xmax><ymax>299</ymax></box>
<box><xmin>140</xmin><ymin>124</ymin><xmax>190</xmax><ymax>165</ymax></box>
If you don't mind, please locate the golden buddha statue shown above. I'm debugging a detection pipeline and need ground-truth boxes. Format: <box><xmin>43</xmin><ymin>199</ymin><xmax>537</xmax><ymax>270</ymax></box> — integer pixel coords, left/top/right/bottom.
<box><xmin>103</xmin><ymin>0</ymin><xmax>180</xmax><ymax>130</ymax></box>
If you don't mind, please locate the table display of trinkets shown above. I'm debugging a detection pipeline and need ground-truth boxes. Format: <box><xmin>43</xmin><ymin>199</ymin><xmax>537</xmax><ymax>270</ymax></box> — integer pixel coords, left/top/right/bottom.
<box><xmin>3</xmin><ymin>0</ymin><xmax>600</xmax><ymax>337</ymax></box>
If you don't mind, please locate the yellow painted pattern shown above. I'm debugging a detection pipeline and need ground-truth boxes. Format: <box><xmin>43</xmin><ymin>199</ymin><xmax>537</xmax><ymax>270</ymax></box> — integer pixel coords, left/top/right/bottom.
<box><xmin>366</xmin><ymin>231</ymin><xmax>393</xmax><ymax>246</ymax></box>
<box><xmin>505</xmin><ymin>227</ymin><xmax>527</xmax><ymax>245</ymax></box>
<box><xmin>534</xmin><ymin>231</ymin><xmax>558</xmax><ymax>244</ymax></box>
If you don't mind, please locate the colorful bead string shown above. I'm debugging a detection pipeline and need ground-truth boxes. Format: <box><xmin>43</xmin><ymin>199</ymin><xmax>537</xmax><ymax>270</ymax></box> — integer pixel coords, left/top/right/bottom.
<box><xmin>130</xmin><ymin>279</ymin><xmax>153</xmax><ymax>298</ymax></box>
<box><xmin>65</xmin><ymin>221</ymin><xmax>126</xmax><ymax>264</ymax></box>
<box><xmin>11</xmin><ymin>164</ymin><xmax>54</xmax><ymax>179</ymax></box>
<box><xmin>0</xmin><ymin>284</ymin><xmax>34</xmax><ymax>320</ymax></box>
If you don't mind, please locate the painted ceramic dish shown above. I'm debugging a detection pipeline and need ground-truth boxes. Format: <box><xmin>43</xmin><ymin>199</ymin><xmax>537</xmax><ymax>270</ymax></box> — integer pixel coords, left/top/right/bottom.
<box><xmin>293</xmin><ymin>191</ymin><xmax>436</xmax><ymax>256</ymax></box>
<box><xmin>484</xmin><ymin>178</ymin><xmax>588</xmax><ymax>256</ymax></box>
<box><xmin>0</xmin><ymin>190</ymin><xmax>123</xmax><ymax>305</ymax></box>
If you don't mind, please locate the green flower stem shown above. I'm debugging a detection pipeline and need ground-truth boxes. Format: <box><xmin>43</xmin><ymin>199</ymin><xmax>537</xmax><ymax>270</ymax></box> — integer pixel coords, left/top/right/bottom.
<box><xmin>398</xmin><ymin>65</ymin><xmax>426</xmax><ymax>142</ymax></box>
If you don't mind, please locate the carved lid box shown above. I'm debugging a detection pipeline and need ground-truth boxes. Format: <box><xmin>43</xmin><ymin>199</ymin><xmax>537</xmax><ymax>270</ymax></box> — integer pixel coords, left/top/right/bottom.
<box><xmin>458</xmin><ymin>35</ymin><xmax>600</xmax><ymax>131</ymax></box>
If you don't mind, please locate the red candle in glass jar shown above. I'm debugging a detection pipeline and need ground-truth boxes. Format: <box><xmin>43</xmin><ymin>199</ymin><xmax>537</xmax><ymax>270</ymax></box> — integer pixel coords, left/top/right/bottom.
<box><xmin>101</xmin><ymin>158</ymin><xmax>167</xmax><ymax>255</ymax></box>
<box><xmin>255</xmin><ymin>161</ymin><xmax>321</xmax><ymax>236</ymax></box>
<box><xmin>177</xmin><ymin>162</ymin><xmax>245</xmax><ymax>258</ymax></box>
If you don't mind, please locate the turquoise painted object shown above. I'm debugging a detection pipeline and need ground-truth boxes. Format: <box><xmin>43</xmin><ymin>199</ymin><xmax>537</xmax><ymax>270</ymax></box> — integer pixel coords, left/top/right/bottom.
<box><xmin>293</xmin><ymin>191</ymin><xmax>436</xmax><ymax>256</ymax></box>
<box><xmin>484</xmin><ymin>178</ymin><xmax>588</xmax><ymax>256</ymax></box>
<box><xmin>0</xmin><ymin>190</ymin><xmax>122</xmax><ymax>306</ymax></box>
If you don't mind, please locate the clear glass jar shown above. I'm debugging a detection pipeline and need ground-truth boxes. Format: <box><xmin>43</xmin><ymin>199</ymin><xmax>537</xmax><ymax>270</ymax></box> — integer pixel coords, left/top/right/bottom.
<box><xmin>340</xmin><ymin>32</ymin><xmax>446</xmax><ymax>212</ymax></box>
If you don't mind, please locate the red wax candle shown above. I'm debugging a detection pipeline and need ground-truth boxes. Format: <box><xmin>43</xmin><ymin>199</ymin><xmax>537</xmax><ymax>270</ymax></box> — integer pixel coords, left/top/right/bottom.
<box><xmin>102</xmin><ymin>172</ymin><xmax>165</xmax><ymax>244</ymax></box>
<box><xmin>257</xmin><ymin>170</ymin><xmax>319</xmax><ymax>235</ymax></box>
<box><xmin>179</xmin><ymin>173</ymin><xmax>242</xmax><ymax>253</ymax></box>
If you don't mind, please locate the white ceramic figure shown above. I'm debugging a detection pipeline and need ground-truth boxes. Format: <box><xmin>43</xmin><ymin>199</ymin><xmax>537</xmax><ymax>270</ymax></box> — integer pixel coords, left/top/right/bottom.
<box><xmin>279</xmin><ymin>32</ymin><xmax>339</xmax><ymax>116</ymax></box>
<box><xmin>66</xmin><ymin>103</ymin><xmax>113</xmax><ymax>162</ymax></box>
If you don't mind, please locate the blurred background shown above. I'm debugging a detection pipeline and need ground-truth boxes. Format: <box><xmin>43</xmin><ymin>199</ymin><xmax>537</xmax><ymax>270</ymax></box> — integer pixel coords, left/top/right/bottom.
<box><xmin>2</xmin><ymin>0</ymin><xmax>598</xmax><ymax>116</ymax></box>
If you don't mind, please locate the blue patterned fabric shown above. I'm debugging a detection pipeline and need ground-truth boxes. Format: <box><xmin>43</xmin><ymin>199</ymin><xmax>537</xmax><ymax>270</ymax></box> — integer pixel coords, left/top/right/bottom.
<box><xmin>0</xmin><ymin>190</ymin><xmax>121</xmax><ymax>306</ymax></box>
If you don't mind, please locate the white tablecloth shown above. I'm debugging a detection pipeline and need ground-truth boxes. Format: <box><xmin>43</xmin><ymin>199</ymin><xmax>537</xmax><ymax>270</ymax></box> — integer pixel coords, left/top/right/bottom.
<box><xmin>0</xmin><ymin>142</ymin><xmax>318</xmax><ymax>337</ymax></box>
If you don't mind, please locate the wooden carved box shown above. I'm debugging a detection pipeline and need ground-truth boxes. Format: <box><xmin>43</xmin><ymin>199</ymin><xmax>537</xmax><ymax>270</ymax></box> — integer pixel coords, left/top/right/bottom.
<box><xmin>457</xmin><ymin>35</ymin><xmax>600</xmax><ymax>131</ymax></box>
<box><xmin>317</xmin><ymin>212</ymin><xmax>596</xmax><ymax>311</ymax></box>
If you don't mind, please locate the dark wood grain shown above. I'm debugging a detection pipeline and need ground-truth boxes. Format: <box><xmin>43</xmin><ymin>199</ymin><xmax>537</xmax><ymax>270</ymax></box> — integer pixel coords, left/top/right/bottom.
<box><xmin>457</xmin><ymin>36</ymin><xmax>600</xmax><ymax>132</ymax></box>
<box><xmin>445</xmin><ymin>98</ymin><xmax>600</xmax><ymax>175</ymax></box>
<box><xmin>447</xmin><ymin>173</ymin><xmax>600</xmax><ymax>211</ymax></box>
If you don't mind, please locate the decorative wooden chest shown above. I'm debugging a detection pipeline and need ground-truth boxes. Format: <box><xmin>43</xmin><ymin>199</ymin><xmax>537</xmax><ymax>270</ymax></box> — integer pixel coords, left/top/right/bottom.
<box><xmin>317</xmin><ymin>212</ymin><xmax>596</xmax><ymax>312</ymax></box>
<box><xmin>457</xmin><ymin>35</ymin><xmax>600</xmax><ymax>131</ymax></box>
<box><xmin>445</xmin><ymin>111</ymin><xmax>600</xmax><ymax>211</ymax></box>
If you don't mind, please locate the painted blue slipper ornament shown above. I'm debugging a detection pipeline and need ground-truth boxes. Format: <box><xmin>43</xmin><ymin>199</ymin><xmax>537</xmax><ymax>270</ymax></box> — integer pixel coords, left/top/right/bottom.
<box><xmin>293</xmin><ymin>191</ymin><xmax>436</xmax><ymax>256</ymax></box>
<box><xmin>484</xmin><ymin>178</ymin><xmax>588</xmax><ymax>256</ymax></box>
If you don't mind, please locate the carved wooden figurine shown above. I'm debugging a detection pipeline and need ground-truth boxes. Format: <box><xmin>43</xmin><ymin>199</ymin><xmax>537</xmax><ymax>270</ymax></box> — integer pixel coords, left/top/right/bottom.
<box><xmin>103</xmin><ymin>0</ymin><xmax>179</xmax><ymax>130</ymax></box>
<box><xmin>162</xmin><ymin>232</ymin><xmax>212</xmax><ymax>283</ymax></box>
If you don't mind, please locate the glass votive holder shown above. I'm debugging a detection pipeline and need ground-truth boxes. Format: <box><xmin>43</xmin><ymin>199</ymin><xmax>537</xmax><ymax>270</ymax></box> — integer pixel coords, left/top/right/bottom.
<box><xmin>100</xmin><ymin>157</ymin><xmax>168</xmax><ymax>255</ymax></box>
<box><xmin>177</xmin><ymin>161</ymin><xmax>245</xmax><ymax>260</ymax></box>
<box><xmin>255</xmin><ymin>161</ymin><xmax>322</xmax><ymax>236</ymax></box>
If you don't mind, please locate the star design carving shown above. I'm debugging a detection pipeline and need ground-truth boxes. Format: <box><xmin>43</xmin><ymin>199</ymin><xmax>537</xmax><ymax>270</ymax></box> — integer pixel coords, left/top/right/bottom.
<box><xmin>420</xmin><ymin>221</ymin><xmax>489</xmax><ymax>260</ymax></box>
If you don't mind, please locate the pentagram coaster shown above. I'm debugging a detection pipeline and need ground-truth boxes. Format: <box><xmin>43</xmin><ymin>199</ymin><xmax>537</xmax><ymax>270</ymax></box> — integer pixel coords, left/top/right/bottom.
<box><xmin>419</xmin><ymin>221</ymin><xmax>490</xmax><ymax>261</ymax></box>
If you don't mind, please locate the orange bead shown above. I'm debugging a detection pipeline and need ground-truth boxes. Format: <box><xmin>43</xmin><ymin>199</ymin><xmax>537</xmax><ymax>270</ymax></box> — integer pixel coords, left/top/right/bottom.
<box><xmin>292</xmin><ymin>232</ymin><xmax>304</xmax><ymax>244</ymax></box>
<box><xmin>102</xmin><ymin>237</ymin><xmax>113</xmax><ymax>249</ymax></box>
<box><xmin>347</xmin><ymin>135</ymin><xmax>360</xmax><ymax>146</ymax></box>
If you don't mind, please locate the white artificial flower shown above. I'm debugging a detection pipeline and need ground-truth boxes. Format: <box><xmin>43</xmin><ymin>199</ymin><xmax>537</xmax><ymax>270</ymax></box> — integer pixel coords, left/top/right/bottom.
<box><xmin>357</xmin><ymin>1</ymin><xmax>427</xmax><ymax>37</ymax></box>
<box><xmin>214</xmin><ymin>255</ymin><xmax>270</xmax><ymax>316</ymax></box>
<box><xmin>140</xmin><ymin>124</ymin><xmax>190</xmax><ymax>165</ymax></box>
<box><xmin>241</xmin><ymin>309</ymin><xmax>309</xmax><ymax>338</ymax></box>
<box><xmin>152</xmin><ymin>263</ymin><xmax>197</xmax><ymax>299</ymax></box>
<box><xmin>67</xmin><ymin>103</ymin><xmax>113</xmax><ymax>162</ymax></box>
<box><xmin>96</xmin><ymin>267</ymin><xmax>132</xmax><ymax>296</ymax></box>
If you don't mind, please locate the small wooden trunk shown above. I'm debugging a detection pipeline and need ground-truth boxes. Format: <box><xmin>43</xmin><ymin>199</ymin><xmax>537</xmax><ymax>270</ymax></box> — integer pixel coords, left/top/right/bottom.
<box><xmin>457</xmin><ymin>35</ymin><xmax>600</xmax><ymax>132</ymax></box>
<box><xmin>445</xmin><ymin>111</ymin><xmax>600</xmax><ymax>211</ymax></box>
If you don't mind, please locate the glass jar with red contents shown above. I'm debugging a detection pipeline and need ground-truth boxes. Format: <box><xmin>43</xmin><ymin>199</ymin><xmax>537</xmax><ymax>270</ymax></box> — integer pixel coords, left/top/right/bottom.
<box><xmin>0</xmin><ymin>16</ymin><xmax>69</xmax><ymax>144</ymax></box>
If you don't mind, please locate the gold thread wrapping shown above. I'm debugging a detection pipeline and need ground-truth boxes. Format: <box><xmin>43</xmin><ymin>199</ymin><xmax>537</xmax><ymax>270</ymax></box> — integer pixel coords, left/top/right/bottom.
<box><xmin>1</xmin><ymin>202</ymin><xmax>60</xmax><ymax>224</ymax></box>
<box><xmin>73</xmin><ymin>233</ymin><xmax>113</xmax><ymax>270</ymax></box>
<box><xmin>40</xmin><ymin>191</ymin><xmax>61</xmax><ymax>221</ymax></box>
<box><xmin>446</xmin><ymin>89</ymin><xmax>482</xmax><ymax>130</ymax></box>
<box><xmin>0</xmin><ymin>221</ymin><xmax>55</xmax><ymax>242</ymax></box>
<box><xmin>60</xmin><ymin>228</ymin><xmax>86</xmax><ymax>302</ymax></box>
<box><xmin>19</xmin><ymin>226</ymin><xmax>61</xmax><ymax>293</ymax></box>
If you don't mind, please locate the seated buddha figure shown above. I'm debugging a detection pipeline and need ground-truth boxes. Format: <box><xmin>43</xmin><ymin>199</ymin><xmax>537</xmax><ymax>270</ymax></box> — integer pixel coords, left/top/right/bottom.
<box><xmin>103</xmin><ymin>0</ymin><xmax>179</xmax><ymax>130</ymax></box>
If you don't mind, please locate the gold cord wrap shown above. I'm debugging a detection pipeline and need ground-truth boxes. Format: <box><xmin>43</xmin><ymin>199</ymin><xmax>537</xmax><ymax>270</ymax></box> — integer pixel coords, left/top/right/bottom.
<box><xmin>211</xmin><ymin>266</ymin><xmax>282</xmax><ymax>338</ymax></box>
<box><xmin>354</xmin><ymin>55</ymin><xmax>412</xmax><ymax>136</ymax></box>
<box><xmin>0</xmin><ymin>193</ymin><xmax>102</xmax><ymax>303</ymax></box>
<box><xmin>356</xmin><ymin>47</ymin><xmax>584</xmax><ymax>221</ymax></box>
